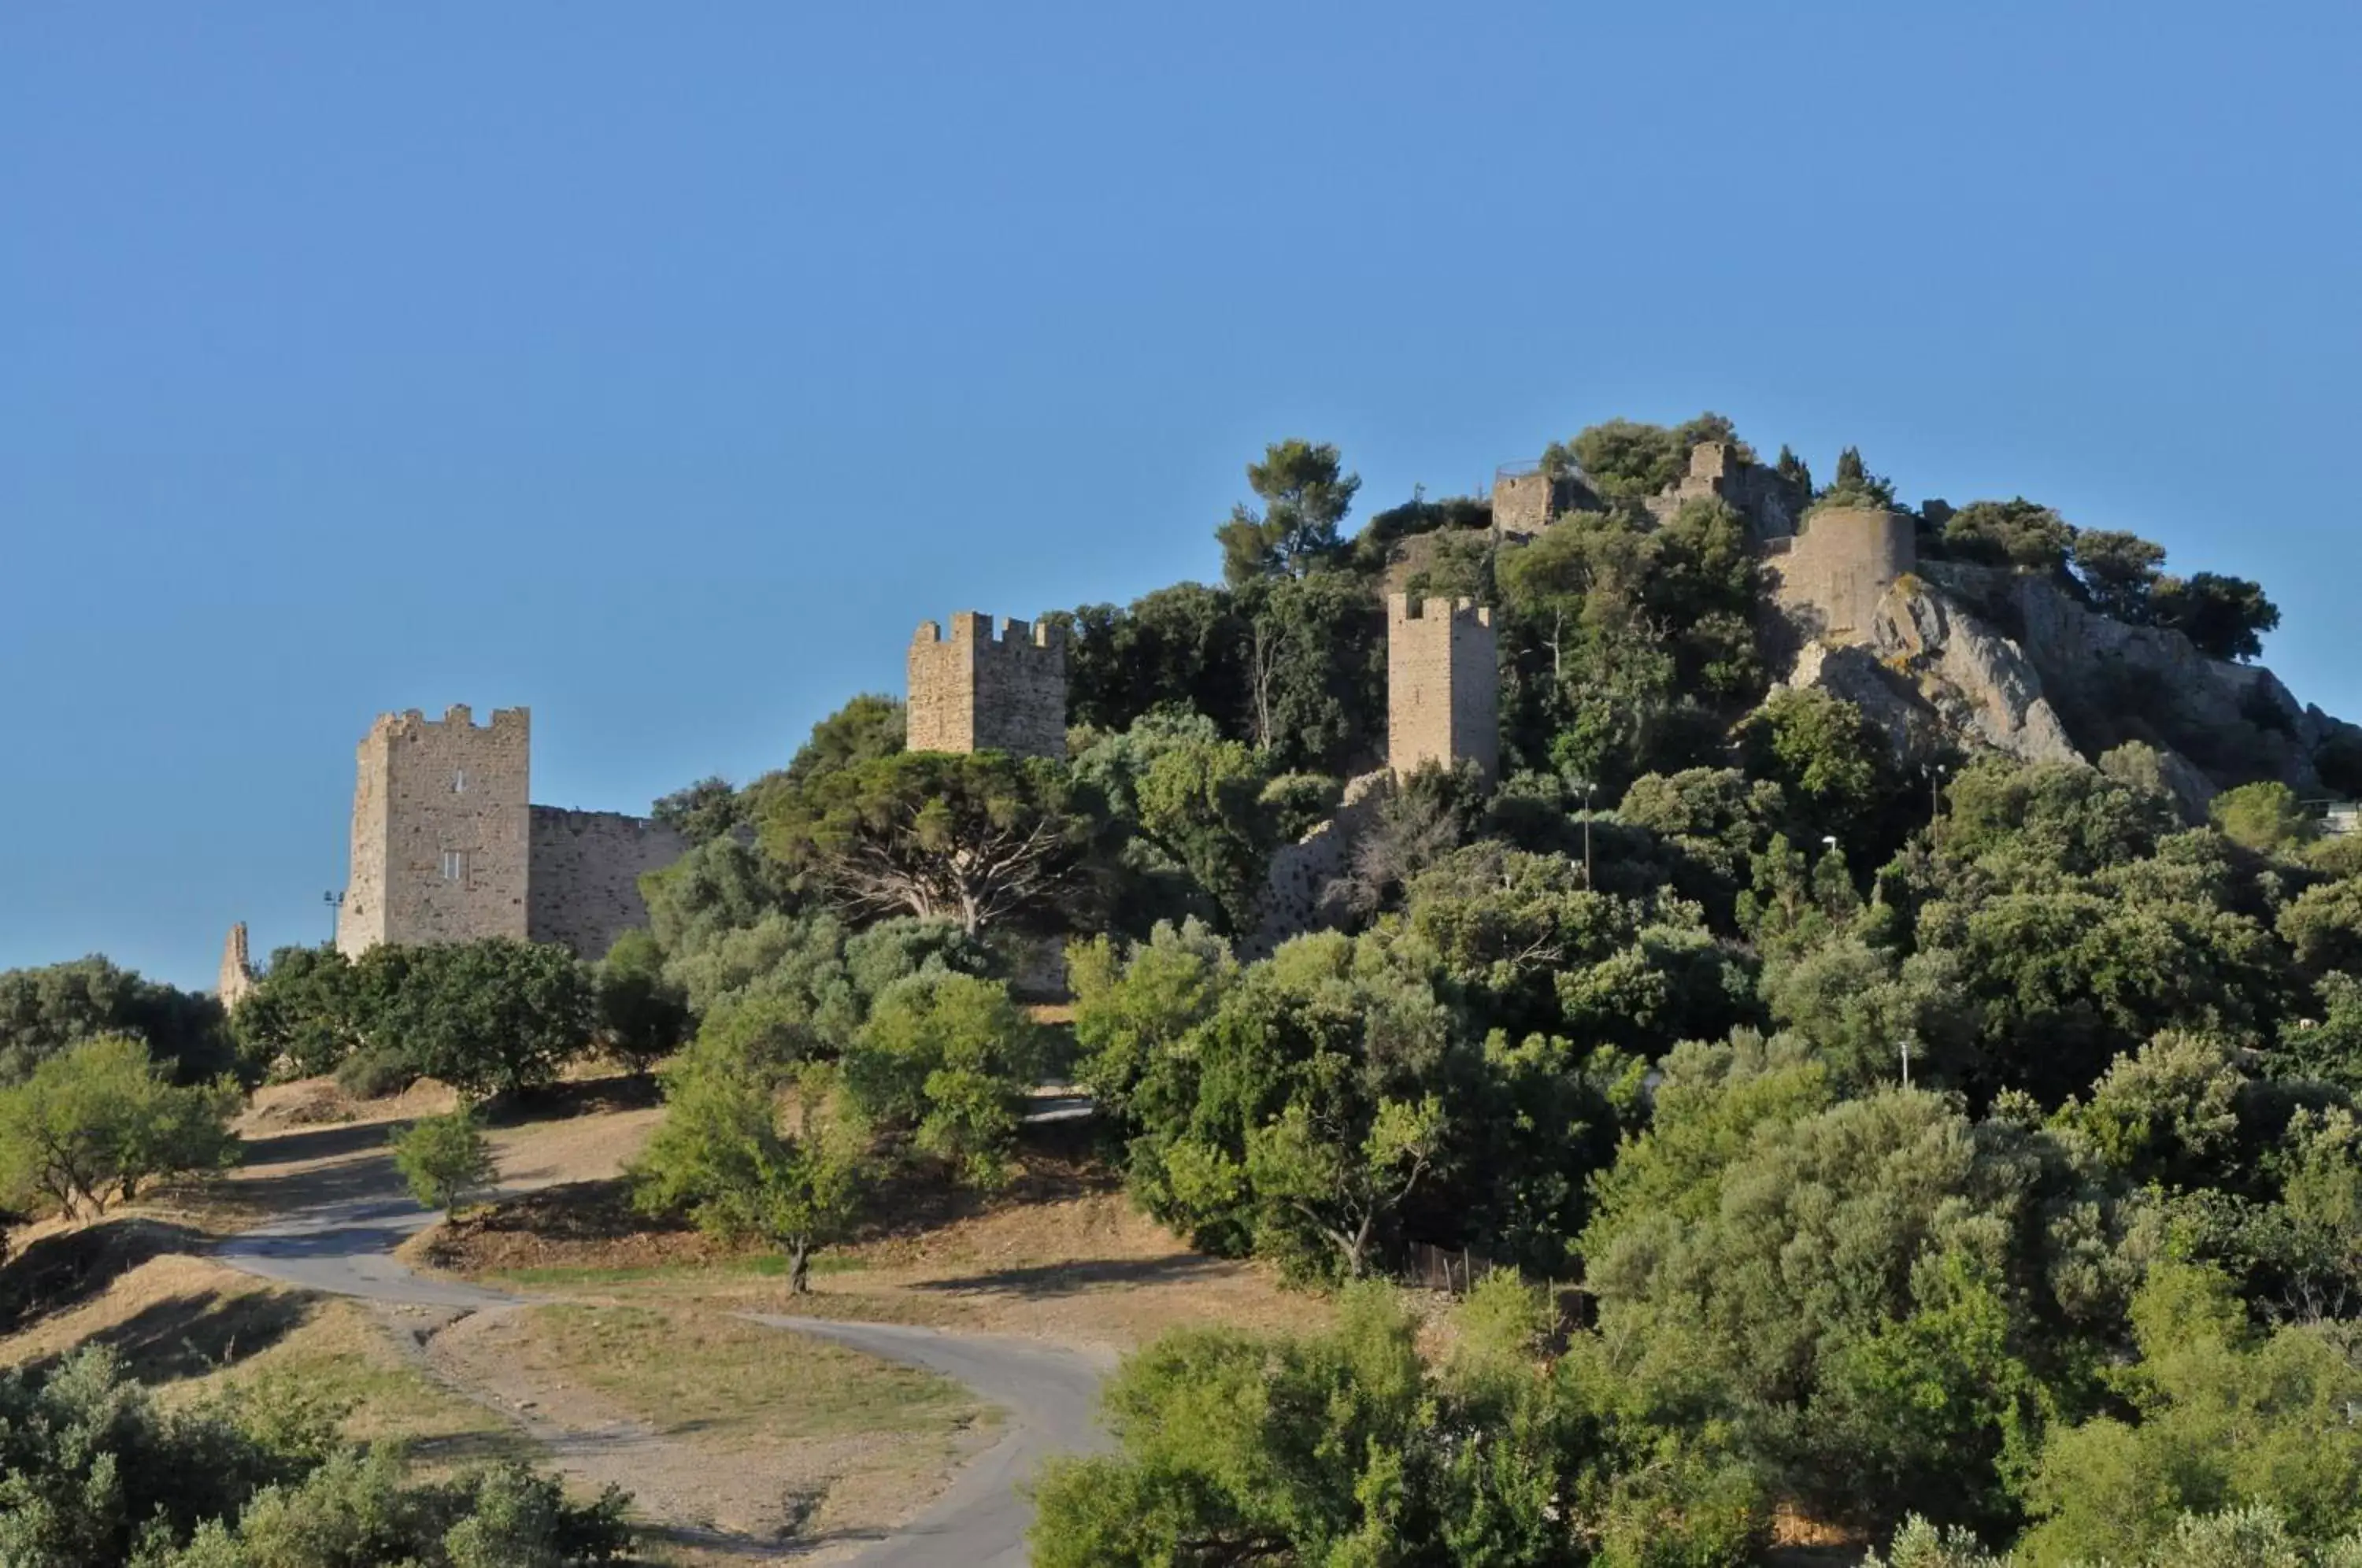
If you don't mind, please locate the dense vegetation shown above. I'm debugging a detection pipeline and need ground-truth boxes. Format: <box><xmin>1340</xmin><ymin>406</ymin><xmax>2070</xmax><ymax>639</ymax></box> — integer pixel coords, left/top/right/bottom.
<box><xmin>0</xmin><ymin>1348</ymin><xmax>626</xmax><ymax>1566</ymax></box>
<box><xmin>13</xmin><ymin>412</ymin><xmax>2349</xmax><ymax>1561</ymax></box>
<box><xmin>617</xmin><ymin>416</ymin><xmax>2356</xmax><ymax>1562</ymax></box>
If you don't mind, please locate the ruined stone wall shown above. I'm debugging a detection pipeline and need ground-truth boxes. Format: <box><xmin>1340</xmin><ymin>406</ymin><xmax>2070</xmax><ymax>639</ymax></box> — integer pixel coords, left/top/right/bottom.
<box><xmin>1247</xmin><ymin>769</ymin><xmax>1391</xmax><ymax>959</ymax></box>
<box><xmin>217</xmin><ymin>923</ymin><xmax>257</xmax><ymax>1008</ymax></box>
<box><xmin>1493</xmin><ymin>469</ymin><xmax>1557</xmax><ymax>538</ymax></box>
<box><xmin>1387</xmin><ymin>594</ymin><xmax>1499</xmax><ymax>780</ymax></box>
<box><xmin>527</xmin><ymin>808</ymin><xmax>687</xmax><ymax>962</ymax></box>
<box><xmin>1644</xmin><ymin>441</ymin><xmax>1799</xmax><ymax>538</ymax></box>
<box><xmin>1771</xmin><ymin>505</ymin><xmax>1917</xmax><ymax>642</ymax></box>
<box><xmin>336</xmin><ymin>706</ymin><xmax>531</xmax><ymax>956</ymax></box>
<box><xmin>907</xmin><ymin>612</ymin><xmax>1068</xmax><ymax>759</ymax></box>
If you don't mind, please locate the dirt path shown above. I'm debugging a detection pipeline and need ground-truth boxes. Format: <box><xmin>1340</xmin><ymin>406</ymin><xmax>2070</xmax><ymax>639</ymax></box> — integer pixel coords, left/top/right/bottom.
<box><xmin>212</xmin><ymin>1112</ymin><xmax>1107</xmax><ymax>1566</ymax></box>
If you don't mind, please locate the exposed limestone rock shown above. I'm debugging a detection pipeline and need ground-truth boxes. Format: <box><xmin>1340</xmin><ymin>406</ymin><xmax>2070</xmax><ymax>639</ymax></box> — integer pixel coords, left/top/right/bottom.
<box><xmin>1247</xmin><ymin>769</ymin><xmax>1391</xmax><ymax>960</ymax></box>
<box><xmin>1870</xmin><ymin>582</ymin><xmax>2083</xmax><ymax>765</ymax></box>
<box><xmin>1923</xmin><ymin>561</ymin><xmax>2361</xmax><ymax>793</ymax></box>
<box><xmin>1782</xmin><ymin>578</ymin><xmax>2080</xmax><ymax>767</ymax></box>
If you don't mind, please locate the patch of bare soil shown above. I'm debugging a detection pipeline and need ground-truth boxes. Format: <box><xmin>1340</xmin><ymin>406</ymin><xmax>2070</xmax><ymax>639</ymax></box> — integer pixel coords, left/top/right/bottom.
<box><xmin>416</xmin><ymin>1304</ymin><xmax>994</xmax><ymax>1563</ymax></box>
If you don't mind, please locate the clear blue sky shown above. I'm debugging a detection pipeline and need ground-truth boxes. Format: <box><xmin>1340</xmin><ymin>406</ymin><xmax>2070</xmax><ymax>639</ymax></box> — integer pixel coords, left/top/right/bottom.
<box><xmin>5</xmin><ymin>3</ymin><xmax>2358</xmax><ymax>990</ymax></box>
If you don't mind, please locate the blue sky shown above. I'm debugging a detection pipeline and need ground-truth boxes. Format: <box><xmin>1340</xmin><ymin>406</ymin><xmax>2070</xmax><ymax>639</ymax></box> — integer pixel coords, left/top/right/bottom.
<box><xmin>5</xmin><ymin>2</ymin><xmax>2358</xmax><ymax>989</ymax></box>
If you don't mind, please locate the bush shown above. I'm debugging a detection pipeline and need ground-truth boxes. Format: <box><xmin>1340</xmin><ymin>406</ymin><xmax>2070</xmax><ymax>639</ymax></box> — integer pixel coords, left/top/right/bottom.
<box><xmin>846</xmin><ymin>973</ymin><xmax>1043</xmax><ymax>1189</ymax></box>
<box><xmin>0</xmin><ymin>1034</ymin><xmax>240</xmax><ymax>1218</ymax></box>
<box><xmin>595</xmin><ymin>929</ymin><xmax>690</xmax><ymax>1075</ymax></box>
<box><xmin>0</xmin><ymin>1347</ymin><xmax>628</xmax><ymax>1567</ymax></box>
<box><xmin>333</xmin><ymin>1044</ymin><xmax>415</xmax><ymax>1100</ymax></box>
<box><xmin>390</xmin><ymin>1109</ymin><xmax>497</xmax><ymax>1212</ymax></box>
<box><xmin>371</xmin><ymin>939</ymin><xmax>597</xmax><ymax>1100</ymax></box>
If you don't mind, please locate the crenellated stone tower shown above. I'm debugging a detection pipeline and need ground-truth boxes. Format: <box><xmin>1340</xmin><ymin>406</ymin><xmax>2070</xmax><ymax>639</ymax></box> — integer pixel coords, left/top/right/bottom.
<box><xmin>1387</xmin><ymin>594</ymin><xmax>1499</xmax><ymax>781</ymax></box>
<box><xmin>336</xmin><ymin>705</ymin><xmax>533</xmax><ymax>956</ymax></box>
<box><xmin>906</xmin><ymin>612</ymin><xmax>1069</xmax><ymax>758</ymax></box>
<box><xmin>334</xmin><ymin>704</ymin><xmax>687</xmax><ymax>962</ymax></box>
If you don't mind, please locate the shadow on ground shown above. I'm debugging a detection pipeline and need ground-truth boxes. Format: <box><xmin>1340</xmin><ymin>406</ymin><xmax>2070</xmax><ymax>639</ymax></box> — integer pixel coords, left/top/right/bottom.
<box><xmin>23</xmin><ymin>1288</ymin><xmax>312</xmax><ymax>1384</ymax></box>
<box><xmin>909</xmin><ymin>1253</ymin><xmax>1225</xmax><ymax>1298</ymax></box>
<box><xmin>0</xmin><ymin>1218</ymin><xmax>211</xmax><ymax>1337</ymax></box>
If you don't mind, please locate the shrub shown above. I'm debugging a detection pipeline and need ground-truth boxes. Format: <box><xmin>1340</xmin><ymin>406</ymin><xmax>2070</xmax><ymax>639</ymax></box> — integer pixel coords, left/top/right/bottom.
<box><xmin>390</xmin><ymin>1109</ymin><xmax>497</xmax><ymax>1212</ymax></box>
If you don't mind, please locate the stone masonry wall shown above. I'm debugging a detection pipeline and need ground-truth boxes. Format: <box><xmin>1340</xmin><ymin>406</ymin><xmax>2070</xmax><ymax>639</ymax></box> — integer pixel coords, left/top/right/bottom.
<box><xmin>217</xmin><ymin>923</ymin><xmax>257</xmax><ymax>1008</ymax></box>
<box><xmin>1771</xmin><ymin>505</ymin><xmax>1917</xmax><ymax>642</ymax></box>
<box><xmin>1643</xmin><ymin>441</ymin><xmax>1800</xmax><ymax>539</ymax></box>
<box><xmin>337</xmin><ymin>705</ymin><xmax>531</xmax><ymax>956</ymax></box>
<box><xmin>906</xmin><ymin>612</ymin><xmax>1068</xmax><ymax>759</ymax></box>
<box><xmin>1387</xmin><ymin>594</ymin><xmax>1499</xmax><ymax>781</ymax></box>
<box><xmin>527</xmin><ymin>808</ymin><xmax>687</xmax><ymax>962</ymax></box>
<box><xmin>1493</xmin><ymin>470</ymin><xmax>1557</xmax><ymax>538</ymax></box>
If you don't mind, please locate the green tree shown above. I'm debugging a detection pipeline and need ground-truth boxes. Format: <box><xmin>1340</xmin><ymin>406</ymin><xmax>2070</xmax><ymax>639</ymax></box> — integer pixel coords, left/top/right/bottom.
<box><xmin>1235</xmin><ymin>570</ymin><xmax>1386</xmax><ymax>769</ymax></box>
<box><xmin>594</xmin><ymin>928</ymin><xmax>691</xmax><ymax>1075</ymax></box>
<box><xmin>630</xmin><ymin>1051</ymin><xmax>864</xmax><ymax>1292</ymax></box>
<box><xmin>2073</xmin><ymin>528</ymin><xmax>2170</xmax><ymax>621</ymax></box>
<box><xmin>846</xmin><ymin>972</ymin><xmax>1043</xmax><ymax>1189</ymax></box>
<box><xmin>2152</xmin><ymin>571</ymin><xmax>2281</xmax><ymax>661</ymax></box>
<box><xmin>1738</xmin><ymin>687</ymin><xmax>1895</xmax><ymax>846</ymax></box>
<box><xmin>2282</xmin><ymin>881</ymin><xmax>2362</xmax><ymax>978</ymax></box>
<box><xmin>1067</xmin><ymin>919</ymin><xmax>1237</xmax><ymax>1128</ymax></box>
<box><xmin>1215</xmin><ymin>439</ymin><xmax>1361</xmax><ymax>584</ymax></box>
<box><xmin>649</xmin><ymin>775</ymin><xmax>746</xmax><ymax>845</ymax></box>
<box><xmin>1821</xmin><ymin>445</ymin><xmax>1898</xmax><ymax>509</ymax></box>
<box><xmin>1032</xmin><ymin>1280</ymin><xmax>1762</xmax><ymax>1567</ymax></box>
<box><xmin>2020</xmin><ymin>1263</ymin><xmax>2362</xmax><ymax>1564</ymax></box>
<box><xmin>779</xmin><ymin>692</ymin><xmax>909</xmax><ymax>791</ymax></box>
<box><xmin>0</xmin><ymin>955</ymin><xmax>239</xmax><ymax>1086</ymax></box>
<box><xmin>0</xmin><ymin>1347</ymin><xmax>628</xmax><ymax>1568</ymax></box>
<box><xmin>1942</xmin><ymin>497</ymin><xmax>2073</xmax><ymax>571</ymax></box>
<box><xmin>371</xmin><ymin>940</ymin><xmax>596</xmax><ymax>1101</ymax></box>
<box><xmin>0</xmin><ymin>1034</ymin><xmax>239</xmax><ymax>1218</ymax></box>
<box><xmin>1586</xmin><ymin>1081</ymin><xmax>2116</xmax><ymax>1533</ymax></box>
<box><xmin>2212</xmin><ymin>780</ymin><xmax>2317</xmax><ymax>856</ymax></box>
<box><xmin>390</xmin><ymin>1108</ymin><xmax>497</xmax><ymax>1211</ymax></box>
<box><xmin>760</xmin><ymin>751</ymin><xmax>1092</xmax><ymax>937</ymax></box>
<box><xmin>230</xmin><ymin>945</ymin><xmax>364</xmax><ymax>1078</ymax></box>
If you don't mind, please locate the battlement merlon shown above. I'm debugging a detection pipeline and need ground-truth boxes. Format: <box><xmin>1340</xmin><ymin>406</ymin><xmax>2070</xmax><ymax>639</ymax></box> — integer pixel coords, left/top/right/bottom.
<box><xmin>910</xmin><ymin>613</ymin><xmax>1068</xmax><ymax>653</ymax></box>
<box><xmin>364</xmin><ymin>704</ymin><xmax>531</xmax><ymax>744</ymax></box>
<box><xmin>1387</xmin><ymin>593</ymin><xmax>1494</xmax><ymax>631</ymax></box>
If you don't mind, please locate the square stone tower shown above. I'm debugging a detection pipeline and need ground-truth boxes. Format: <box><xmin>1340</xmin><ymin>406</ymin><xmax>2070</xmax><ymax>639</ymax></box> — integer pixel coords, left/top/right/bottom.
<box><xmin>1387</xmin><ymin>594</ymin><xmax>1499</xmax><ymax>782</ymax></box>
<box><xmin>906</xmin><ymin>612</ymin><xmax>1069</xmax><ymax>759</ymax></box>
<box><xmin>336</xmin><ymin>705</ymin><xmax>531</xmax><ymax>956</ymax></box>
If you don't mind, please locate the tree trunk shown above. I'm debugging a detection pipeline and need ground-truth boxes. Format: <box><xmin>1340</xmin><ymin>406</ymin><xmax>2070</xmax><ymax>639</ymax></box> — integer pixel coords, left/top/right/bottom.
<box><xmin>788</xmin><ymin>1239</ymin><xmax>812</xmax><ymax>1294</ymax></box>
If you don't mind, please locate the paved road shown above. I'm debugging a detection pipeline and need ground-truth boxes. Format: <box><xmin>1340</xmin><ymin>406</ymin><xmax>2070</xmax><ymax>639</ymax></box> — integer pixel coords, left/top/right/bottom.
<box><xmin>746</xmin><ymin>1316</ymin><xmax>1111</xmax><ymax>1568</ymax></box>
<box><xmin>217</xmin><ymin>1155</ymin><xmax>1111</xmax><ymax>1566</ymax></box>
<box><xmin>216</xmin><ymin>1189</ymin><xmax>519</xmax><ymax>1311</ymax></box>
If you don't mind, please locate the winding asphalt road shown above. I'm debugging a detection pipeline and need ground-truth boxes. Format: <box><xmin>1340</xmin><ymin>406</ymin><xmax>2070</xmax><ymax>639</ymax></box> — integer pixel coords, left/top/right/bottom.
<box><xmin>216</xmin><ymin>1159</ymin><xmax>1109</xmax><ymax>1566</ymax></box>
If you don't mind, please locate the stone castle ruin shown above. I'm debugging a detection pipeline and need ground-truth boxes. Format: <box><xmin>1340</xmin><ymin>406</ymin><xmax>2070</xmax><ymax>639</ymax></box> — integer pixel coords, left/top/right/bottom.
<box><xmin>334</xmin><ymin>705</ymin><xmax>685</xmax><ymax>963</ymax></box>
<box><xmin>1494</xmin><ymin>440</ymin><xmax>1802</xmax><ymax>542</ymax></box>
<box><xmin>906</xmin><ymin>612</ymin><xmax>1068</xmax><ymax>758</ymax></box>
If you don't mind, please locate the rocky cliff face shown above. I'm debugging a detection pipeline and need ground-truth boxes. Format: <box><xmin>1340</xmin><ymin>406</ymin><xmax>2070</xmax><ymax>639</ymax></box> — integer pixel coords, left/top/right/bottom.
<box><xmin>1779</xmin><ymin>563</ymin><xmax>2359</xmax><ymax>815</ymax></box>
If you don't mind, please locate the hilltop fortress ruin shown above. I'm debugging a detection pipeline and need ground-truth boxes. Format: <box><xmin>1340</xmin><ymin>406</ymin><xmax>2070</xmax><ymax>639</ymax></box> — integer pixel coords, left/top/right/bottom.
<box><xmin>220</xmin><ymin>428</ymin><xmax>2350</xmax><ymax>986</ymax></box>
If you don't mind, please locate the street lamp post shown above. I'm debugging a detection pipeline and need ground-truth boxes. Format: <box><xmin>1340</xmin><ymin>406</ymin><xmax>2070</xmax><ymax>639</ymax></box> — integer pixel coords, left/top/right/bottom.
<box><xmin>1923</xmin><ymin>762</ymin><xmax>1949</xmax><ymax>849</ymax></box>
<box><xmin>1571</xmin><ymin>778</ymin><xmax>1598</xmax><ymax>887</ymax></box>
<box><xmin>322</xmin><ymin>890</ymin><xmax>344</xmax><ymax>944</ymax></box>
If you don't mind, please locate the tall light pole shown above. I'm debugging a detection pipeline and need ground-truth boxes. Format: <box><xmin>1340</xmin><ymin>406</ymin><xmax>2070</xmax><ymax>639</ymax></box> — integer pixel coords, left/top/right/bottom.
<box><xmin>1571</xmin><ymin>778</ymin><xmax>1597</xmax><ymax>887</ymax></box>
<box><xmin>322</xmin><ymin>890</ymin><xmax>344</xmax><ymax>944</ymax></box>
<box><xmin>1923</xmin><ymin>762</ymin><xmax>1949</xmax><ymax>849</ymax></box>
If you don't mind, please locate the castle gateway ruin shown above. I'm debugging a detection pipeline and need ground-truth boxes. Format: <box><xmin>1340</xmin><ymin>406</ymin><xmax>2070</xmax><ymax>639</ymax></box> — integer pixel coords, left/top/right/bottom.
<box><xmin>335</xmin><ymin>705</ymin><xmax>685</xmax><ymax>963</ymax></box>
